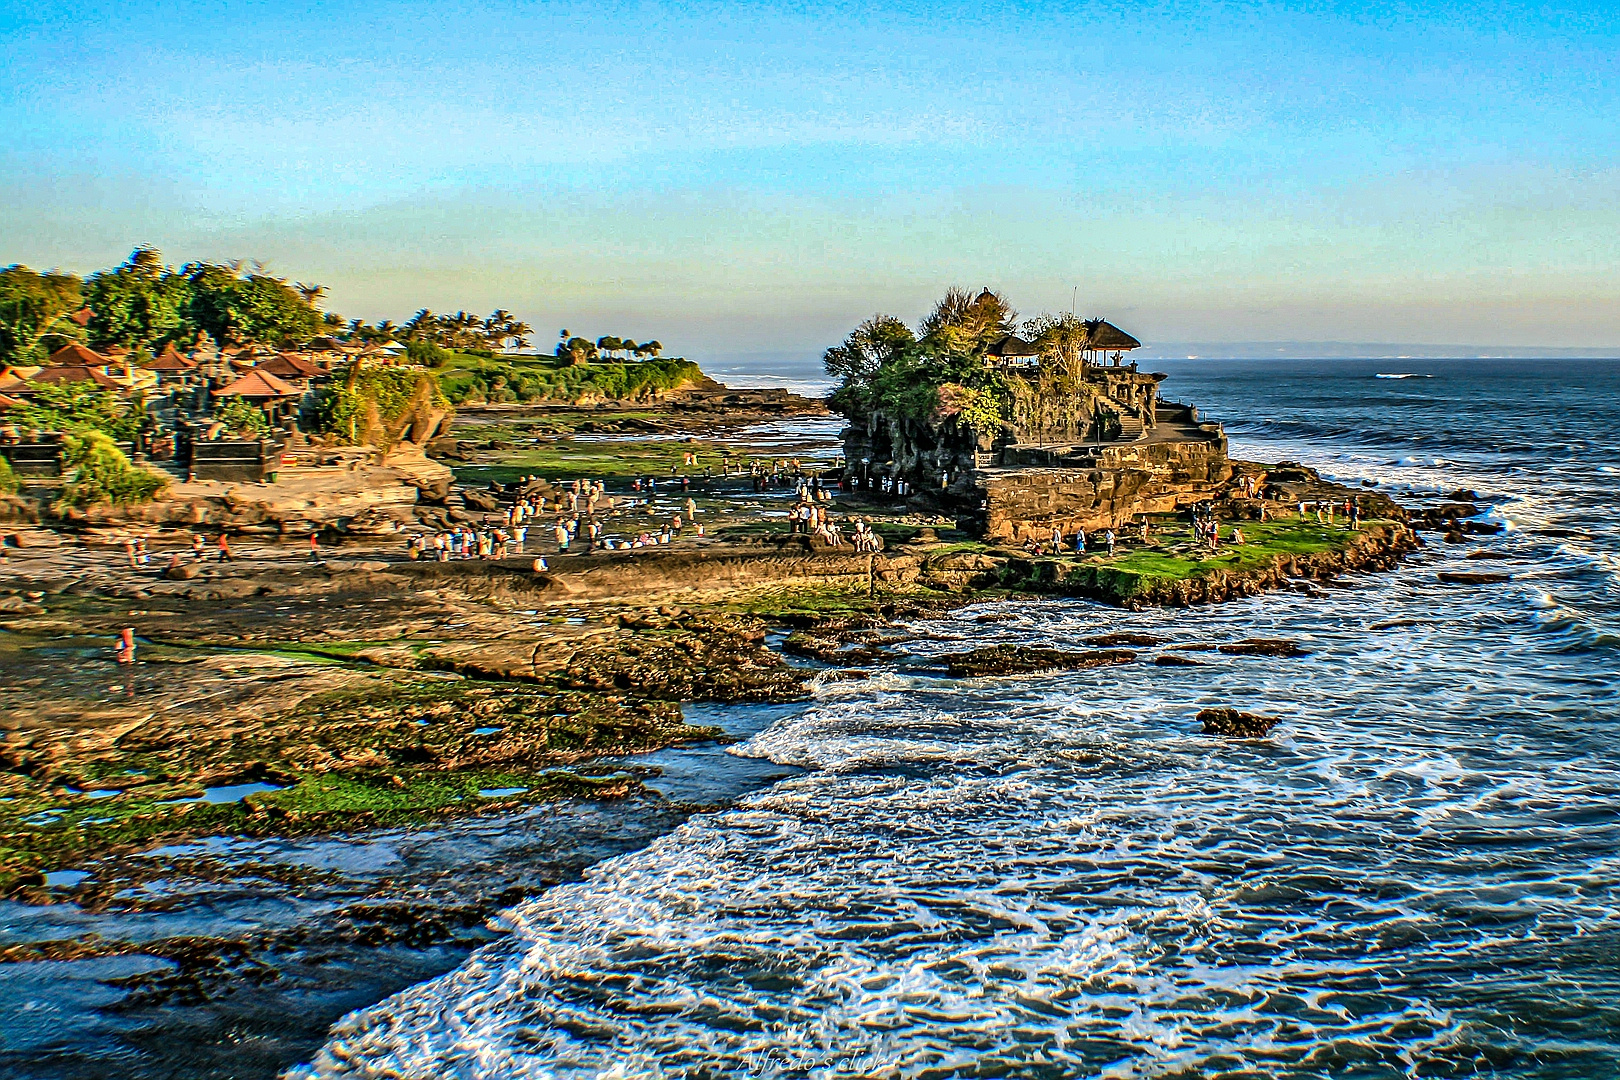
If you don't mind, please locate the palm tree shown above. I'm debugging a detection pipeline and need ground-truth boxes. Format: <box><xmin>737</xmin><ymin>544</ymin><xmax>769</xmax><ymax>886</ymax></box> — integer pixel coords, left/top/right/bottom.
<box><xmin>405</xmin><ymin>309</ymin><xmax>437</xmax><ymax>342</ymax></box>
<box><xmin>295</xmin><ymin>282</ymin><xmax>326</xmax><ymax>306</ymax></box>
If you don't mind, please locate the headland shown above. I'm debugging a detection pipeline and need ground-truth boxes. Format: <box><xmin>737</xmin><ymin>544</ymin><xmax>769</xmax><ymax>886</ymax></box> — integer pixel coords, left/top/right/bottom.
<box><xmin>0</xmin><ymin>274</ymin><xmax>1502</xmax><ymax>1077</ymax></box>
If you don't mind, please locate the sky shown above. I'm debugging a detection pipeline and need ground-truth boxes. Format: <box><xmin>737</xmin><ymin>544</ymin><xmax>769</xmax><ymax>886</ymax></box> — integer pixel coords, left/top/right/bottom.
<box><xmin>2</xmin><ymin>0</ymin><xmax>1618</xmax><ymax>366</ymax></box>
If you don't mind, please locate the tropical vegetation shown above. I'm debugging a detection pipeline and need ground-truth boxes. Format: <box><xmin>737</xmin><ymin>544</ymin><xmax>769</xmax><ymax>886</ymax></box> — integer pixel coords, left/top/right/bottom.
<box><xmin>7</xmin><ymin>380</ymin><xmax>146</xmax><ymax>440</ymax></box>
<box><xmin>825</xmin><ymin>289</ymin><xmax>1125</xmax><ymax>442</ymax></box>
<box><xmin>54</xmin><ymin>432</ymin><xmax>170</xmax><ymax>507</ymax></box>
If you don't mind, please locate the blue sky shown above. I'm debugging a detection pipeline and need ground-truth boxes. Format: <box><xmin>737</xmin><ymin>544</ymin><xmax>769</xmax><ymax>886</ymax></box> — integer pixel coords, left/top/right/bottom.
<box><xmin>2</xmin><ymin>0</ymin><xmax>1618</xmax><ymax>362</ymax></box>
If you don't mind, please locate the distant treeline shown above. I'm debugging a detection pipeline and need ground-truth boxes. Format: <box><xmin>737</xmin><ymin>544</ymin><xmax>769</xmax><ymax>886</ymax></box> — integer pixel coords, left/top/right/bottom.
<box><xmin>0</xmin><ymin>247</ymin><xmax>675</xmax><ymax>371</ymax></box>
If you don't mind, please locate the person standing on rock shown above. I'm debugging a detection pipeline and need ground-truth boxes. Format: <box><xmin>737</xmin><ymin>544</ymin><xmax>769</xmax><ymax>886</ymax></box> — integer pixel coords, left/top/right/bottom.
<box><xmin>1075</xmin><ymin>529</ymin><xmax>1086</xmax><ymax>554</ymax></box>
<box><xmin>686</xmin><ymin>496</ymin><xmax>697</xmax><ymax>522</ymax></box>
<box><xmin>1106</xmin><ymin>529</ymin><xmax>1116</xmax><ymax>556</ymax></box>
<box><xmin>216</xmin><ymin>534</ymin><xmax>234</xmax><ymax>562</ymax></box>
<box><xmin>308</xmin><ymin>532</ymin><xmax>321</xmax><ymax>562</ymax></box>
<box><xmin>114</xmin><ymin>627</ymin><xmax>136</xmax><ymax>665</ymax></box>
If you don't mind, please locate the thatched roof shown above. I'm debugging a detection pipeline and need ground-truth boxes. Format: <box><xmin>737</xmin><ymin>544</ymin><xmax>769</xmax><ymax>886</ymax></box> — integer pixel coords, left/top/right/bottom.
<box><xmin>216</xmin><ymin>369</ymin><xmax>298</xmax><ymax>398</ymax></box>
<box><xmin>1086</xmin><ymin>321</ymin><xmax>1141</xmax><ymax>350</ymax></box>
<box><xmin>986</xmin><ymin>334</ymin><xmax>1041</xmax><ymax>358</ymax></box>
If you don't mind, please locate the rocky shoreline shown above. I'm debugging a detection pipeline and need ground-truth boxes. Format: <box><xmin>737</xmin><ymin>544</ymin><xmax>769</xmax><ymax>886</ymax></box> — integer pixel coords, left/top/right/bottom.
<box><xmin>0</xmin><ymin>395</ymin><xmax>1470</xmax><ymax>1080</ymax></box>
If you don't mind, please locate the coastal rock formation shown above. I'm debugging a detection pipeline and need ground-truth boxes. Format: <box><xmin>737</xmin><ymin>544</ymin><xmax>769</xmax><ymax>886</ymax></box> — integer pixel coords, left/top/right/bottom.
<box><xmin>967</xmin><ymin>437</ymin><xmax>1232</xmax><ymax>542</ymax></box>
<box><xmin>1198</xmin><ymin>707</ymin><xmax>1280</xmax><ymax>737</ymax></box>
<box><xmin>1218</xmin><ymin>638</ymin><xmax>1308</xmax><ymax>657</ymax></box>
<box><xmin>937</xmin><ymin>644</ymin><xmax>1137</xmax><ymax>677</ymax></box>
<box><xmin>1437</xmin><ymin>570</ymin><xmax>1512</xmax><ymax>585</ymax></box>
<box><xmin>37</xmin><ymin>448</ymin><xmax>453</xmax><ymax>534</ymax></box>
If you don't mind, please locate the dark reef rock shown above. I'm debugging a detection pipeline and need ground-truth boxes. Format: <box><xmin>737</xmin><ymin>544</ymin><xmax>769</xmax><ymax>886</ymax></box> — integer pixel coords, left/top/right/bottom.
<box><xmin>938</xmin><ymin>645</ymin><xmax>1137</xmax><ymax>677</ymax></box>
<box><xmin>1217</xmin><ymin>638</ymin><xmax>1308</xmax><ymax>658</ymax></box>
<box><xmin>1198</xmin><ymin>707</ymin><xmax>1280</xmax><ymax>737</ymax></box>
<box><xmin>1437</xmin><ymin>571</ymin><xmax>1512</xmax><ymax>585</ymax></box>
<box><xmin>1153</xmin><ymin>654</ymin><xmax>1205</xmax><ymax>667</ymax></box>
<box><xmin>1085</xmin><ymin>632</ymin><xmax>1165</xmax><ymax>648</ymax></box>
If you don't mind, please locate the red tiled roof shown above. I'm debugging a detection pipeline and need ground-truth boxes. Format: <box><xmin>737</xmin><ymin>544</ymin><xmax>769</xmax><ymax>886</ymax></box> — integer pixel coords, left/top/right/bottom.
<box><xmin>216</xmin><ymin>369</ymin><xmax>298</xmax><ymax>398</ymax></box>
<box><xmin>47</xmin><ymin>342</ymin><xmax>110</xmax><ymax>367</ymax></box>
<box><xmin>144</xmin><ymin>343</ymin><xmax>197</xmax><ymax>371</ymax></box>
<box><xmin>29</xmin><ymin>365</ymin><xmax>122</xmax><ymax>388</ymax></box>
<box><xmin>258</xmin><ymin>353</ymin><xmax>324</xmax><ymax>378</ymax></box>
<box><xmin>69</xmin><ymin>308</ymin><xmax>93</xmax><ymax>327</ymax></box>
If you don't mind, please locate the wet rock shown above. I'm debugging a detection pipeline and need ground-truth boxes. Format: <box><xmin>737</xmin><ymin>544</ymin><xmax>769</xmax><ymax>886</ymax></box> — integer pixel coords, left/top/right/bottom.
<box><xmin>1447</xmin><ymin>488</ymin><xmax>1479</xmax><ymax>501</ymax></box>
<box><xmin>937</xmin><ymin>644</ymin><xmax>1136</xmax><ymax>677</ymax></box>
<box><xmin>1218</xmin><ymin>638</ymin><xmax>1308</xmax><ymax>658</ymax></box>
<box><xmin>1085</xmin><ymin>632</ymin><xmax>1164</xmax><ymax>648</ymax></box>
<box><xmin>461</xmin><ymin>489</ymin><xmax>500</xmax><ymax>512</ymax></box>
<box><xmin>1464</xmin><ymin>549</ymin><xmax>1511</xmax><ymax>561</ymax></box>
<box><xmin>162</xmin><ymin>561</ymin><xmax>201</xmax><ymax>580</ymax></box>
<box><xmin>1438</xmin><ymin>571</ymin><xmax>1512</xmax><ymax>585</ymax></box>
<box><xmin>0</xmin><ymin>595</ymin><xmax>45</xmax><ymax>615</ymax></box>
<box><xmin>1153</xmin><ymin>654</ymin><xmax>1204</xmax><ymax>667</ymax></box>
<box><xmin>1198</xmin><ymin>707</ymin><xmax>1280</xmax><ymax>737</ymax></box>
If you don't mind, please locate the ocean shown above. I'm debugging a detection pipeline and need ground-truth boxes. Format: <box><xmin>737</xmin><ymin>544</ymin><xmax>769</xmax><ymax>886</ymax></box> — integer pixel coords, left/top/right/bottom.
<box><xmin>288</xmin><ymin>357</ymin><xmax>1615</xmax><ymax>1077</ymax></box>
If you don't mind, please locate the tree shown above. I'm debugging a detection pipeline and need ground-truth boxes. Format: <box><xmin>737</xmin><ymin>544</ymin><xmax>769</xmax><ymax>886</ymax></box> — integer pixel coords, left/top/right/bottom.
<box><xmin>1025</xmin><ymin>312</ymin><xmax>1089</xmax><ymax>385</ymax></box>
<box><xmin>406</xmin><ymin>339</ymin><xmax>451</xmax><ymax>367</ymax></box>
<box><xmin>556</xmin><ymin>336</ymin><xmax>598</xmax><ymax>366</ymax></box>
<box><xmin>86</xmin><ymin>247</ymin><xmax>191</xmax><ymax>351</ymax></box>
<box><xmin>919</xmin><ymin>286</ymin><xmax>1015</xmax><ymax>354</ymax></box>
<box><xmin>183</xmin><ymin>263</ymin><xmax>320</xmax><ymax>346</ymax></box>
<box><xmin>597</xmin><ymin>335</ymin><xmax>622</xmax><ymax>359</ymax></box>
<box><xmin>823</xmin><ymin>315</ymin><xmax>915</xmax><ymax>414</ymax></box>
<box><xmin>0</xmin><ymin>264</ymin><xmax>85</xmax><ymax>365</ymax></box>
<box><xmin>10</xmin><ymin>380</ymin><xmax>145</xmax><ymax>439</ymax></box>
<box><xmin>212</xmin><ymin>395</ymin><xmax>272</xmax><ymax>437</ymax></box>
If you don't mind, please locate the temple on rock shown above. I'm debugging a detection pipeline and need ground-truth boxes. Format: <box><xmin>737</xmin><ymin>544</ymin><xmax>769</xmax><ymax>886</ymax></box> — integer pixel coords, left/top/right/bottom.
<box><xmin>834</xmin><ymin>290</ymin><xmax>1232</xmax><ymax>542</ymax></box>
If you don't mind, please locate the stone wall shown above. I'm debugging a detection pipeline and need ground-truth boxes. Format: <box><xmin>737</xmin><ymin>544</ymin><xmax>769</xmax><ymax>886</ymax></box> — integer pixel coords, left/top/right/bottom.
<box><xmin>964</xmin><ymin>436</ymin><xmax>1232</xmax><ymax>541</ymax></box>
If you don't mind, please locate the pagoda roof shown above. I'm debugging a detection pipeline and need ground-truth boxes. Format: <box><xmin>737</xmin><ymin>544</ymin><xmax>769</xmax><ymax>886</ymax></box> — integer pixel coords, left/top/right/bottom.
<box><xmin>216</xmin><ymin>369</ymin><xmax>298</xmax><ymax>398</ymax></box>
<box><xmin>257</xmin><ymin>353</ymin><xmax>325</xmax><ymax>378</ymax></box>
<box><xmin>47</xmin><ymin>342</ymin><xmax>111</xmax><ymax>367</ymax></box>
<box><xmin>30</xmin><ymin>365</ymin><xmax>121</xmax><ymax>388</ymax></box>
<box><xmin>144</xmin><ymin>343</ymin><xmax>197</xmax><ymax>371</ymax></box>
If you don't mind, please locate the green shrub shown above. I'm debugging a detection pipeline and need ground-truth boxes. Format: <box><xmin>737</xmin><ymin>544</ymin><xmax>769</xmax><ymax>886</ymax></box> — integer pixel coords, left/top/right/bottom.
<box><xmin>55</xmin><ymin>432</ymin><xmax>170</xmax><ymax>507</ymax></box>
<box><xmin>10</xmin><ymin>381</ymin><xmax>144</xmax><ymax>440</ymax></box>
<box><xmin>406</xmin><ymin>339</ymin><xmax>450</xmax><ymax>367</ymax></box>
<box><xmin>211</xmin><ymin>396</ymin><xmax>272</xmax><ymax>437</ymax></box>
<box><xmin>0</xmin><ymin>455</ymin><xmax>17</xmax><ymax>495</ymax></box>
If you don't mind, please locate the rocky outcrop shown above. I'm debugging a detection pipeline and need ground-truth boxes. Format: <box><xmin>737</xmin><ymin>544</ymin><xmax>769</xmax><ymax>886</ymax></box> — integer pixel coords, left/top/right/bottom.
<box><xmin>1198</xmin><ymin>707</ymin><xmax>1280</xmax><ymax>737</ymax></box>
<box><xmin>1218</xmin><ymin>638</ymin><xmax>1307</xmax><ymax>657</ymax></box>
<box><xmin>966</xmin><ymin>438</ymin><xmax>1232</xmax><ymax>542</ymax></box>
<box><xmin>1002</xmin><ymin>523</ymin><xmax>1418</xmax><ymax>609</ymax></box>
<box><xmin>36</xmin><ymin>448</ymin><xmax>453</xmax><ymax>535</ymax></box>
<box><xmin>936</xmin><ymin>644</ymin><xmax>1137</xmax><ymax>677</ymax></box>
<box><xmin>1437</xmin><ymin>571</ymin><xmax>1512</xmax><ymax>585</ymax></box>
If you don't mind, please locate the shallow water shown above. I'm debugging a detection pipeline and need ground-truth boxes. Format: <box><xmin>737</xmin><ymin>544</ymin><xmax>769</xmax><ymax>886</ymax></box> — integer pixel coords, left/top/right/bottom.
<box><xmin>295</xmin><ymin>359</ymin><xmax>1620</xmax><ymax>1079</ymax></box>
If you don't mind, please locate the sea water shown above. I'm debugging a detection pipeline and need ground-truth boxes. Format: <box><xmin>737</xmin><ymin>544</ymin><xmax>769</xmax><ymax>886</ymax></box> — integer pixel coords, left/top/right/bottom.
<box><xmin>298</xmin><ymin>358</ymin><xmax>1620</xmax><ymax>1079</ymax></box>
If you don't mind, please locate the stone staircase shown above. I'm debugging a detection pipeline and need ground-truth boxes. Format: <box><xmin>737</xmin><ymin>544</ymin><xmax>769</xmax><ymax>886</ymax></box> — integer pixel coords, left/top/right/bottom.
<box><xmin>1116</xmin><ymin>413</ymin><xmax>1145</xmax><ymax>441</ymax></box>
